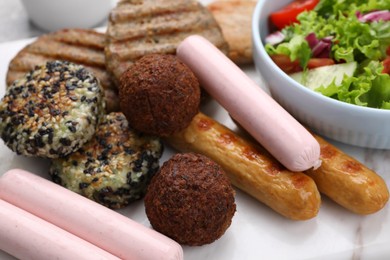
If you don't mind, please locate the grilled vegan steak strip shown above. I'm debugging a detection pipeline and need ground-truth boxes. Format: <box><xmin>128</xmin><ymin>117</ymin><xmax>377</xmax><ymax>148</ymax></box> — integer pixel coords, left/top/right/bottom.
<box><xmin>6</xmin><ymin>29</ymin><xmax>119</xmax><ymax>112</ymax></box>
<box><xmin>105</xmin><ymin>0</ymin><xmax>228</xmax><ymax>84</ymax></box>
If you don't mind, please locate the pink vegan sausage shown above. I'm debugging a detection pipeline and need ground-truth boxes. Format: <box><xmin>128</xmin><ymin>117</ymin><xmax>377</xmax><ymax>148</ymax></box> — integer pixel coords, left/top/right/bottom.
<box><xmin>0</xmin><ymin>169</ymin><xmax>183</xmax><ymax>260</ymax></box>
<box><xmin>0</xmin><ymin>199</ymin><xmax>119</xmax><ymax>260</ymax></box>
<box><xmin>177</xmin><ymin>35</ymin><xmax>321</xmax><ymax>172</ymax></box>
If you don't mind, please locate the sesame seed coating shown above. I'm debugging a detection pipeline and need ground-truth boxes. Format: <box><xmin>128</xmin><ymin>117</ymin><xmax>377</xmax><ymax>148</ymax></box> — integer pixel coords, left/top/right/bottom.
<box><xmin>0</xmin><ymin>60</ymin><xmax>105</xmax><ymax>158</ymax></box>
<box><xmin>49</xmin><ymin>112</ymin><xmax>163</xmax><ymax>209</ymax></box>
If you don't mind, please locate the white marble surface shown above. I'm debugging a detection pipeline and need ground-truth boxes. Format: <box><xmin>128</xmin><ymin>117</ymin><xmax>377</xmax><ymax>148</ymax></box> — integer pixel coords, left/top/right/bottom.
<box><xmin>1</xmin><ymin>36</ymin><xmax>389</xmax><ymax>260</ymax></box>
<box><xmin>0</xmin><ymin>0</ymin><xmax>389</xmax><ymax>259</ymax></box>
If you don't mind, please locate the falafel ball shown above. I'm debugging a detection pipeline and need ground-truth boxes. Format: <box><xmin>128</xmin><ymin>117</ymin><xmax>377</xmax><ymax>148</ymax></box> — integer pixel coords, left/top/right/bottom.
<box><xmin>144</xmin><ymin>152</ymin><xmax>236</xmax><ymax>246</ymax></box>
<box><xmin>119</xmin><ymin>54</ymin><xmax>200</xmax><ymax>137</ymax></box>
<box><xmin>50</xmin><ymin>112</ymin><xmax>163</xmax><ymax>209</ymax></box>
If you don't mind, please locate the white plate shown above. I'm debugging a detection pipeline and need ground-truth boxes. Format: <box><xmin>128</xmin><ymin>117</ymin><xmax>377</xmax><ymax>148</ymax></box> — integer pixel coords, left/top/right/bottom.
<box><xmin>1</xmin><ymin>17</ymin><xmax>390</xmax><ymax>260</ymax></box>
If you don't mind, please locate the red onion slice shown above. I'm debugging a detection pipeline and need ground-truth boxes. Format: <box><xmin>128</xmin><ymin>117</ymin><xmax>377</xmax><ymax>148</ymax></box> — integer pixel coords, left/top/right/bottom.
<box><xmin>265</xmin><ymin>31</ymin><xmax>285</xmax><ymax>45</ymax></box>
<box><xmin>305</xmin><ymin>33</ymin><xmax>333</xmax><ymax>58</ymax></box>
<box><xmin>357</xmin><ymin>10</ymin><xmax>390</xmax><ymax>22</ymax></box>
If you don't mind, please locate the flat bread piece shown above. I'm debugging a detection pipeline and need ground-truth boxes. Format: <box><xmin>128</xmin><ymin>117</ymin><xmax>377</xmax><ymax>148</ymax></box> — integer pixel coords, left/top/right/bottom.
<box><xmin>208</xmin><ymin>0</ymin><xmax>257</xmax><ymax>65</ymax></box>
<box><xmin>6</xmin><ymin>29</ymin><xmax>119</xmax><ymax>112</ymax></box>
<box><xmin>105</xmin><ymin>0</ymin><xmax>228</xmax><ymax>84</ymax></box>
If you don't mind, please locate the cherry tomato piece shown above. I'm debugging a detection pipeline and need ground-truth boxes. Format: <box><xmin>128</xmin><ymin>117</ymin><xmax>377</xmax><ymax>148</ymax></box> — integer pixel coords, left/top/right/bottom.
<box><xmin>270</xmin><ymin>54</ymin><xmax>302</xmax><ymax>73</ymax></box>
<box><xmin>307</xmin><ymin>58</ymin><xmax>335</xmax><ymax>69</ymax></box>
<box><xmin>382</xmin><ymin>57</ymin><xmax>390</xmax><ymax>74</ymax></box>
<box><xmin>271</xmin><ymin>55</ymin><xmax>336</xmax><ymax>73</ymax></box>
<box><xmin>270</xmin><ymin>0</ymin><xmax>320</xmax><ymax>30</ymax></box>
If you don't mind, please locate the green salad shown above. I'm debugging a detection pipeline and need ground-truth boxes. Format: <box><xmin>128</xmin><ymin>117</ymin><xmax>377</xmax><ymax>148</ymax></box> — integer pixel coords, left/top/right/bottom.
<box><xmin>265</xmin><ymin>0</ymin><xmax>390</xmax><ymax>109</ymax></box>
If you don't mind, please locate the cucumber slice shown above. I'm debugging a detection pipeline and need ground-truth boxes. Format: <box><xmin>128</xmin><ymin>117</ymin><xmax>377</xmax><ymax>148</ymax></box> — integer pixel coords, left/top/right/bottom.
<box><xmin>289</xmin><ymin>62</ymin><xmax>357</xmax><ymax>90</ymax></box>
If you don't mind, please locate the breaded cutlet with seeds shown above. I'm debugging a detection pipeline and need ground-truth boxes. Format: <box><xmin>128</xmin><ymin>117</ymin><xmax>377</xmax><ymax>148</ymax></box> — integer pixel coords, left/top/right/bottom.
<box><xmin>49</xmin><ymin>112</ymin><xmax>163</xmax><ymax>209</ymax></box>
<box><xmin>6</xmin><ymin>28</ymin><xmax>119</xmax><ymax>112</ymax></box>
<box><xmin>0</xmin><ymin>60</ymin><xmax>105</xmax><ymax>158</ymax></box>
<box><xmin>105</xmin><ymin>0</ymin><xmax>228</xmax><ymax>84</ymax></box>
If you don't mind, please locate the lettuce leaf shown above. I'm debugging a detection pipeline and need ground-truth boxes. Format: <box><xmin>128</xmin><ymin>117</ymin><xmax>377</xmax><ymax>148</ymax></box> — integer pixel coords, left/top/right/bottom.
<box><xmin>265</xmin><ymin>35</ymin><xmax>311</xmax><ymax>68</ymax></box>
<box><xmin>315</xmin><ymin>0</ymin><xmax>390</xmax><ymax>18</ymax></box>
<box><xmin>266</xmin><ymin>0</ymin><xmax>390</xmax><ymax>64</ymax></box>
<box><xmin>316</xmin><ymin>61</ymin><xmax>390</xmax><ymax>109</ymax></box>
<box><xmin>264</xmin><ymin>0</ymin><xmax>390</xmax><ymax>110</ymax></box>
<box><xmin>366</xmin><ymin>72</ymin><xmax>390</xmax><ymax>109</ymax></box>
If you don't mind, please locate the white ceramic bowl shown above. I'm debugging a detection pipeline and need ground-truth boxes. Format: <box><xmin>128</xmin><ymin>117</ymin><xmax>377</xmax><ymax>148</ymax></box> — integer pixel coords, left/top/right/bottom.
<box><xmin>252</xmin><ymin>0</ymin><xmax>390</xmax><ymax>149</ymax></box>
<box><xmin>21</xmin><ymin>0</ymin><xmax>116</xmax><ymax>32</ymax></box>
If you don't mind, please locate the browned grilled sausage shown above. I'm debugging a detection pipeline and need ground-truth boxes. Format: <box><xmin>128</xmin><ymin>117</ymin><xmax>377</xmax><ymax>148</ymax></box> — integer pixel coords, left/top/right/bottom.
<box><xmin>305</xmin><ymin>134</ymin><xmax>389</xmax><ymax>214</ymax></box>
<box><xmin>165</xmin><ymin>112</ymin><xmax>321</xmax><ymax>220</ymax></box>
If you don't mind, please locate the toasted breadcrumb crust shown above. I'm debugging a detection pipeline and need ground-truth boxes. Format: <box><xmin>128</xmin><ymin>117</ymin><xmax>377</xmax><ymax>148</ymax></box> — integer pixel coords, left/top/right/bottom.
<box><xmin>119</xmin><ymin>54</ymin><xmax>200</xmax><ymax>136</ymax></box>
<box><xmin>145</xmin><ymin>153</ymin><xmax>236</xmax><ymax>246</ymax></box>
<box><xmin>0</xmin><ymin>60</ymin><xmax>105</xmax><ymax>158</ymax></box>
<box><xmin>49</xmin><ymin>112</ymin><xmax>163</xmax><ymax>209</ymax></box>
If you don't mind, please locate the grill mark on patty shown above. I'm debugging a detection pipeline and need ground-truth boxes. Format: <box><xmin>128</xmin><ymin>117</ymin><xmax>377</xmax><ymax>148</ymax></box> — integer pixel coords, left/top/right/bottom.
<box><xmin>6</xmin><ymin>29</ymin><xmax>119</xmax><ymax>112</ymax></box>
<box><xmin>109</xmin><ymin>27</ymin><xmax>227</xmax><ymax>60</ymax></box>
<box><xmin>109</xmin><ymin>0</ymin><xmax>200</xmax><ymax>22</ymax></box>
<box><xmin>108</xmin><ymin>7</ymin><xmax>213</xmax><ymax>41</ymax></box>
<box><xmin>8</xmin><ymin>53</ymin><xmax>111</xmax><ymax>92</ymax></box>
<box><xmin>105</xmin><ymin>0</ymin><xmax>228</xmax><ymax>84</ymax></box>
<box><xmin>26</xmin><ymin>39</ymin><xmax>105</xmax><ymax>68</ymax></box>
<box><xmin>6</xmin><ymin>29</ymin><xmax>112</xmax><ymax>90</ymax></box>
<box><xmin>47</xmin><ymin>28</ymin><xmax>106</xmax><ymax>49</ymax></box>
